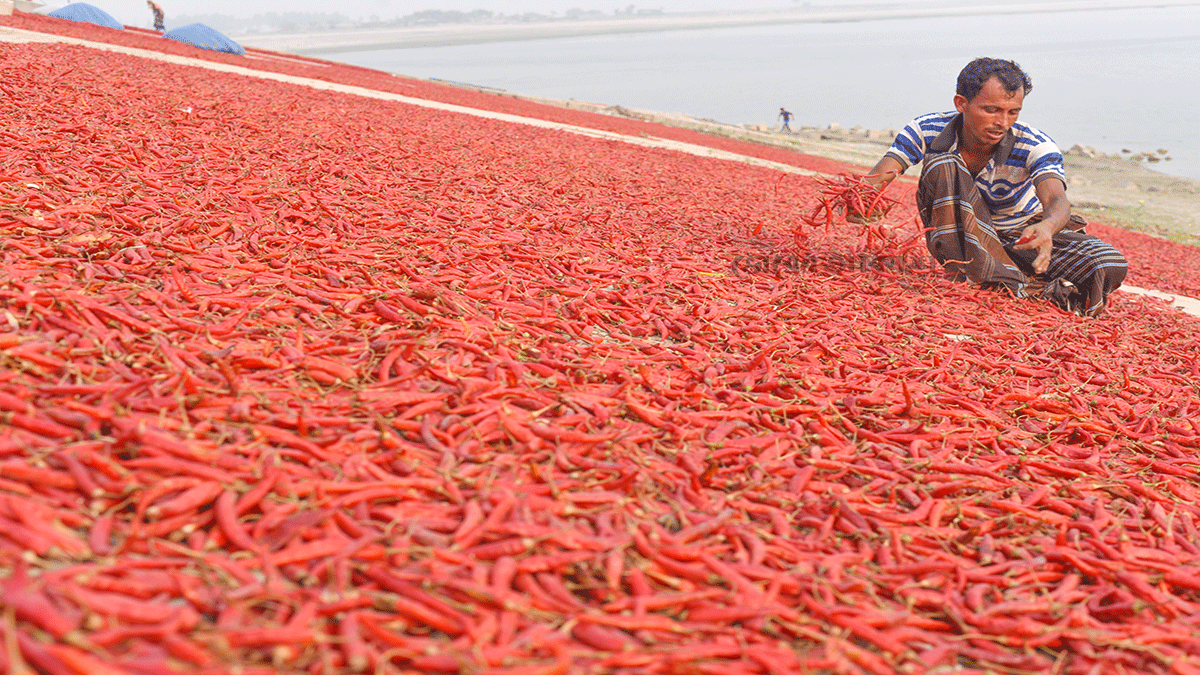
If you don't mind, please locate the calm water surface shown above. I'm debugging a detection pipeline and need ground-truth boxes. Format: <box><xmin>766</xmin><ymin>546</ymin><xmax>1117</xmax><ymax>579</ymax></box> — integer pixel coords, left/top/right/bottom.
<box><xmin>331</xmin><ymin>6</ymin><xmax>1200</xmax><ymax>179</ymax></box>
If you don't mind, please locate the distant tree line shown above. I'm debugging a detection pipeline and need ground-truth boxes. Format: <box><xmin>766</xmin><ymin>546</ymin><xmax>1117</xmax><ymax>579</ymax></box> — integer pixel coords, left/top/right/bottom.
<box><xmin>170</xmin><ymin>12</ymin><xmax>355</xmax><ymax>36</ymax></box>
<box><xmin>172</xmin><ymin>7</ymin><xmax>663</xmax><ymax>36</ymax></box>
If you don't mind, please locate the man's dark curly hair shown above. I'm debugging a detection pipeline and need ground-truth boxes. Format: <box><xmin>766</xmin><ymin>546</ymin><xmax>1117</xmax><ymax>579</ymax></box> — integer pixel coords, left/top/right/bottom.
<box><xmin>956</xmin><ymin>58</ymin><xmax>1032</xmax><ymax>101</ymax></box>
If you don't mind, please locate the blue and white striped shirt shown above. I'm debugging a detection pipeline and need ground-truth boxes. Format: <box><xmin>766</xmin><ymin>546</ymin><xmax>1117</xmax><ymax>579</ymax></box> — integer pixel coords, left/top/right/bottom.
<box><xmin>885</xmin><ymin>111</ymin><xmax>1067</xmax><ymax>232</ymax></box>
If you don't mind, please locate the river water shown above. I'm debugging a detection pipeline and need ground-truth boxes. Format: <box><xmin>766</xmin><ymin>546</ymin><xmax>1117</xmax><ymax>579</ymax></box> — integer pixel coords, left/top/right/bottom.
<box><xmin>328</xmin><ymin>5</ymin><xmax>1200</xmax><ymax>180</ymax></box>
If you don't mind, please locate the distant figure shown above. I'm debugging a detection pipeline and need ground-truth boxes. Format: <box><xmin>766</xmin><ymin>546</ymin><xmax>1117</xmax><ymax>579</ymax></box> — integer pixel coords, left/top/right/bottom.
<box><xmin>147</xmin><ymin>0</ymin><xmax>164</xmax><ymax>32</ymax></box>
<box><xmin>778</xmin><ymin>107</ymin><xmax>794</xmax><ymax>133</ymax></box>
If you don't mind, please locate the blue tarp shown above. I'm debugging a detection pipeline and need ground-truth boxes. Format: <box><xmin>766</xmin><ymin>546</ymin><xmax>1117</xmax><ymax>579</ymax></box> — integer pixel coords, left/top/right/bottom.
<box><xmin>162</xmin><ymin>23</ymin><xmax>245</xmax><ymax>56</ymax></box>
<box><xmin>47</xmin><ymin>3</ymin><xmax>124</xmax><ymax>30</ymax></box>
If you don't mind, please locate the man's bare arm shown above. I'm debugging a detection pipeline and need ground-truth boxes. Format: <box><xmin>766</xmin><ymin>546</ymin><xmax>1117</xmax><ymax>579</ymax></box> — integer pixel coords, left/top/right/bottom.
<box><xmin>863</xmin><ymin>155</ymin><xmax>905</xmax><ymax>190</ymax></box>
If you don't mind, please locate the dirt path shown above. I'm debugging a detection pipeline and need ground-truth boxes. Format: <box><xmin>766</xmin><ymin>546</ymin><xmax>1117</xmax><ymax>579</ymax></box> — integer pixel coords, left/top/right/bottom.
<box><xmin>3</xmin><ymin>23</ymin><xmax>1197</xmax><ymax>318</ymax></box>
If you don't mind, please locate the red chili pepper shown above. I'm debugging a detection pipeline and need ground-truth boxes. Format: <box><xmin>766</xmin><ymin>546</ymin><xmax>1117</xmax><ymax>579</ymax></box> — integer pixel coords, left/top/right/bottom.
<box><xmin>3</xmin><ymin>20</ymin><xmax>1200</xmax><ymax>675</ymax></box>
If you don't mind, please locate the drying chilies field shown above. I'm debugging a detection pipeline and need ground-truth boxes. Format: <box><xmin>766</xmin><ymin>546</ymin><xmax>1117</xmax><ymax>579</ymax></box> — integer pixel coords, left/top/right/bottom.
<box><xmin>4</xmin><ymin>13</ymin><xmax>1200</xmax><ymax>675</ymax></box>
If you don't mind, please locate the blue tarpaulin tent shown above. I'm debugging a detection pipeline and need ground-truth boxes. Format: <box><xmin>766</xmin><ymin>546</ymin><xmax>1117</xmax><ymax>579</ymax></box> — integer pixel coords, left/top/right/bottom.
<box><xmin>46</xmin><ymin>3</ymin><xmax>124</xmax><ymax>30</ymax></box>
<box><xmin>162</xmin><ymin>23</ymin><xmax>245</xmax><ymax>56</ymax></box>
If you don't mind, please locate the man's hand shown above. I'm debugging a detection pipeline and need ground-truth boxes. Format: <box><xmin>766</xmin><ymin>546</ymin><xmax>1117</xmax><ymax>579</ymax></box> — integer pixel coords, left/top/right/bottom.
<box><xmin>1012</xmin><ymin>221</ymin><xmax>1055</xmax><ymax>275</ymax></box>
<box><xmin>1015</xmin><ymin>178</ymin><xmax>1072</xmax><ymax>276</ymax></box>
<box><xmin>841</xmin><ymin>156</ymin><xmax>904</xmax><ymax>224</ymax></box>
<box><xmin>846</xmin><ymin>210</ymin><xmax>885</xmax><ymax>225</ymax></box>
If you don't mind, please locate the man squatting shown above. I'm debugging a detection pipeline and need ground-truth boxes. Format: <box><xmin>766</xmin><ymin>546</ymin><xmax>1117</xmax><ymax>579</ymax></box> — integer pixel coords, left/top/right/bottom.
<box><xmin>864</xmin><ymin>57</ymin><xmax>1128</xmax><ymax>317</ymax></box>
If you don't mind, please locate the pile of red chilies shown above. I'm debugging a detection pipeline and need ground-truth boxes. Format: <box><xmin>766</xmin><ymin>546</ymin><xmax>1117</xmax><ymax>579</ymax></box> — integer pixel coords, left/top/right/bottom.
<box><xmin>2</xmin><ymin>24</ymin><xmax>1200</xmax><ymax>675</ymax></box>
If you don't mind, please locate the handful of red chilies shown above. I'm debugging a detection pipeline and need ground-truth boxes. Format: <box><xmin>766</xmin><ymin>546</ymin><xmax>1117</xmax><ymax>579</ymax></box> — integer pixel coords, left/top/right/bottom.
<box><xmin>801</xmin><ymin>172</ymin><xmax>902</xmax><ymax>229</ymax></box>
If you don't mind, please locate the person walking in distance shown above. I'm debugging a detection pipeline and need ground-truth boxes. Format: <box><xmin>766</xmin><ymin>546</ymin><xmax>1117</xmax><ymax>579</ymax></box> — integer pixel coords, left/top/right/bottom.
<box><xmin>778</xmin><ymin>107</ymin><xmax>794</xmax><ymax>133</ymax></box>
<box><xmin>147</xmin><ymin>0</ymin><xmax>165</xmax><ymax>31</ymax></box>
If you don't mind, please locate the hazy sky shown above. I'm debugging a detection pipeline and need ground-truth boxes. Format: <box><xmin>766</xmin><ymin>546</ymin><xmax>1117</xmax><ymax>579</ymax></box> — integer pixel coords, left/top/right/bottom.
<box><xmin>44</xmin><ymin>0</ymin><xmax>869</xmax><ymax>25</ymax></box>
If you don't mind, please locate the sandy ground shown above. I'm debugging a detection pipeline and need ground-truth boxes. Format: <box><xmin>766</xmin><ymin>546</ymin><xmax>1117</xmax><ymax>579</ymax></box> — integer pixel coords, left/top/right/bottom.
<box><xmin>2</xmin><ymin>23</ymin><xmax>1198</xmax><ymax>317</ymax></box>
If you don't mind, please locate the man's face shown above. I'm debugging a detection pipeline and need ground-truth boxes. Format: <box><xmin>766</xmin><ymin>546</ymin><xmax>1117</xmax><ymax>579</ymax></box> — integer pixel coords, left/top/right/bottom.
<box><xmin>954</xmin><ymin>76</ymin><xmax>1024</xmax><ymax>151</ymax></box>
